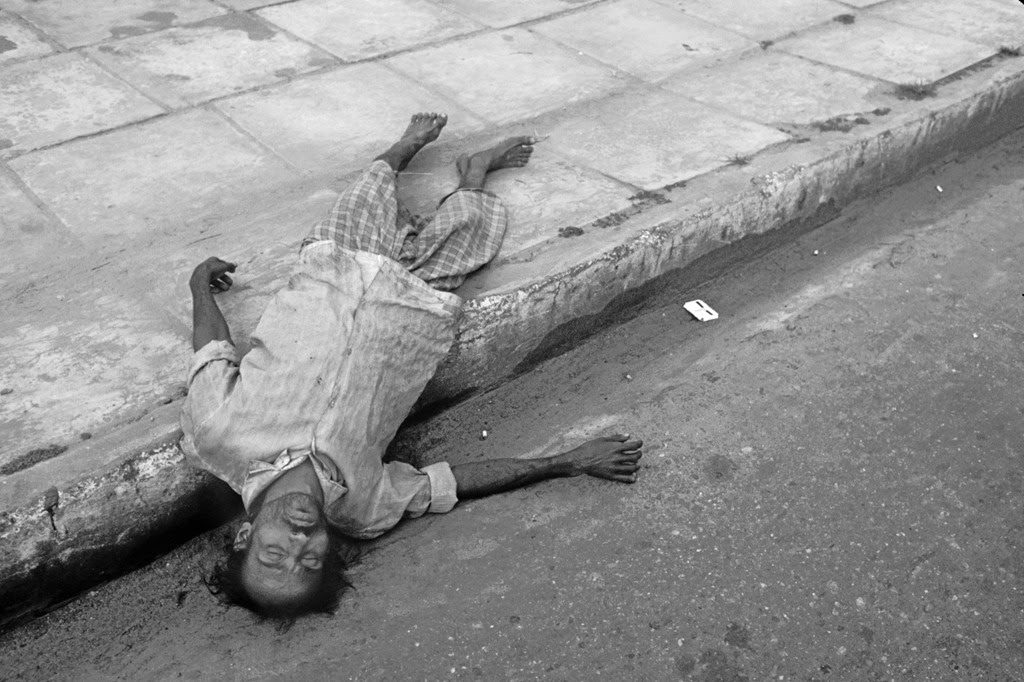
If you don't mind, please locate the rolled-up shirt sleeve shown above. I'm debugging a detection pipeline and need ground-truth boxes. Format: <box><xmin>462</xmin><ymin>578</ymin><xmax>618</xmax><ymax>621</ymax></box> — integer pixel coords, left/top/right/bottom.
<box><xmin>186</xmin><ymin>339</ymin><xmax>239</xmax><ymax>389</ymax></box>
<box><xmin>329</xmin><ymin>459</ymin><xmax>460</xmax><ymax>538</ymax></box>
<box><xmin>180</xmin><ymin>340</ymin><xmax>240</xmax><ymax>458</ymax></box>
<box><xmin>421</xmin><ymin>461</ymin><xmax>458</xmax><ymax>513</ymax></box>
<box><xmin>379</xmin><ymin>460</ymin><xmax>458</xmax><ymax>518</ymax></box>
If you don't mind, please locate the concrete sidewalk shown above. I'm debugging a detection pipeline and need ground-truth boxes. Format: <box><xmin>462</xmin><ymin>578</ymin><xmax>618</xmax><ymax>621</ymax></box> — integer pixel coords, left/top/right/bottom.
<box><xmin>2</xmin><ymin>0</ymin><xmax>1024</xmax><ymax>625</ymax></box>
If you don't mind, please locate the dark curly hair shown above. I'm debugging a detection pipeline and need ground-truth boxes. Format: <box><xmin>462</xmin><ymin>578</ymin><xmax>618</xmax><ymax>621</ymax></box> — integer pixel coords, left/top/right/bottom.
<box><xmin>204</xmin><ymin>527</ymin><xmax>355</xmax><ymax>630</ymax></box>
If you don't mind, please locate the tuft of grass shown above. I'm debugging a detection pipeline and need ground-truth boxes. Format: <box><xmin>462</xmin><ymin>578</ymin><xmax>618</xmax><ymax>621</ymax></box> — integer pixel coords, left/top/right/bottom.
<box><xmin>726</xmin><ymin>154</ymin><xmax>752</xmax><ymax>167</ymax></box>
<box><xmin>998</xmin><ymin>45</ymin><xmax>1022</xmax><ymax>57</ymax></box>
<box><xmin>894</xmin><ymin>81</ymin><xmax>938</xmax><ymax>100</ymax></box>
<box><xmin>812</xmin><ymin>115</ymin><xmax>861</xmax><ymax>133</ymax></box>
<box><xmin>834</xmin><ymin>13</ymin><xmax>856</xmax><ymax>24</ymax></box>
<box><xmin>627</xmin><ymin>189</ymin><xmax>670</xmax><ymax>205</ymax></box>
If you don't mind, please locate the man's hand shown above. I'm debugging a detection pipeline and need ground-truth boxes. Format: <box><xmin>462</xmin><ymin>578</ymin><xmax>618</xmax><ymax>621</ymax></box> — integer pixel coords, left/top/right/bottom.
<box><xmin>189</xmin><ymin>258</ymin><xmax>235</xmax><ymax>350</ymax></box>
<box><xmin>190</xmin><ymin>257</ymin><xmax>236</xmax><ymax>294</ymax></box>
<box><xmin>556</xmin><ymin>434</ymin><xmax>644</xmax><ymax>483</ymax></box>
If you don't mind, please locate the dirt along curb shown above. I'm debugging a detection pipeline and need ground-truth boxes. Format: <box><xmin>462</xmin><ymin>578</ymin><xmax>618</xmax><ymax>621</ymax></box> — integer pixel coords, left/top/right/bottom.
<box><xmin>3</xmin><ymin>56</ymin><xmax>1024</xmax><ymax>630</ymax></box>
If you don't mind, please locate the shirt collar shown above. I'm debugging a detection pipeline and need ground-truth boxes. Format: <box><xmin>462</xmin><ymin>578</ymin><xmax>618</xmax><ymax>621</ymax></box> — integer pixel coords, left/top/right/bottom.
<box><xmin>239</xmin><ymin>440</ymin><xmax>341</xmax><ymax>513</ymax></box>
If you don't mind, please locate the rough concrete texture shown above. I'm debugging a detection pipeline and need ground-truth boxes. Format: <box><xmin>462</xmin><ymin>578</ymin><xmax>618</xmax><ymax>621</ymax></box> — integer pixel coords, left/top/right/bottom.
<box><xmin>0</xmin><ymin>52</ymin><xmax>164</xmax><ymax>156</ymax></box>
<box><xmin>0</xmin><ymin>11</ymin><xmax>54</xmax><ymax>65</ymax></box>
<box><xmin>84</xmin><ymin>13</ymin><xmax>337</xmax><ymax>108</ymax></box>
<box><xmin>1</xmin><ymin>0</ymin><xmax>1023</xmax><ymax>623</ymax></box>
<box><xmin>1</xmin><ymin>123</ymin><xmax>1021</xmax><ymax>679</ymax></box>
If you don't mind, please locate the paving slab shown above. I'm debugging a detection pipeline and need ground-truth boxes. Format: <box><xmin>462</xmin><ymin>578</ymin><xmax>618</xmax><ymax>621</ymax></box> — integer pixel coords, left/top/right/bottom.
<box><xmin>256</xmin><ymin>0</ymin><xmax>481</xmax><ymax>61</ymax></box>
<box><xmin>218</xmin><ymin>0</ymin><xmax>283</xmax><ymax>9</ymax></box>
<box><xmin>661</xmin><ymin>50</ymin><xmax>890</xmax><ymax>127</ymax></box>
<box><xmin>0</xmin><ymin>170</ymin><xmax>69</xmax><ymax>282</ymax></box>
<box><xmin>0</xmin><ymin>293</ymin><xmax>187</xmax><ymax>465</ymax></box>
<box><xmin>429</xmin><ymin>0</ymin><xmax>598</xmax><ymax>28</ymax></box>
<box><xmin>0</xmin><ymin>0</ymin><xmax>226</xmax><ymax>49</ymax></box>
<box><xmin>656</xmin><ymin>0</ymin><xmax>849</xmax><ymax>40</ymax></box>
<box><xmin>869</xmin><ymin>0</ymin><xmax>1024</xmax><ymax>52</ymax></box>
<box><xmin>387</xmin><ymin>28</ymin><xmax>631</xmax><ymax>125</ymax></box>
<box><xmin>531</xmin><ymin>0</ymin><xmax>754</xmax><ymax>82</ymax></box>
<box><xmin>777</xmin><ymin>15</ymin><xmax>996</xmax><ymax>85</ymax></box>
<box><xmin>543</xmin><ymin>88</ymin><xmax>791</xmax><ymax>191</ymax></box>
<box><xmin>216</xmin><ymin>63</ymin><xmax>486</xmax><ymax>174</ymax></box>
<box><xmin>84</xmin><ymin>13</ymin><xmax>335</xmax><ymax>108</ymax></box>
<box><xmin>0</xmin><ymin>52</ymin><xmax>165</xmax><ymax>157</ymax></box>
<box><xmin>8</xmin><ymin>109</ymin><xmax>301</xmax><ymax>239</ymax></box>
<box><xmin>0</xmin><ymin>11</ymin><xmax>54</xmax><ymax>65</ymax></box>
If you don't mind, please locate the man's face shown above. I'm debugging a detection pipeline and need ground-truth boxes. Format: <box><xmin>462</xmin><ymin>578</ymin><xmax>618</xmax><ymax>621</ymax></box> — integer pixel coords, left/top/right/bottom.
<box><xmin>234</xmin><ymin>492</ymin><xmax>330</xmax><ymax>609</ymax></box>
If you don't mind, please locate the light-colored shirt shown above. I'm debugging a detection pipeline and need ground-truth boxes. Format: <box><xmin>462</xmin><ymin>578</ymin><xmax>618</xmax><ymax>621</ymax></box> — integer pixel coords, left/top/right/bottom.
<box><xmin>180</xmin><ymin>240</ymin><xmax>462</xmax><ymax>539</ymax></box>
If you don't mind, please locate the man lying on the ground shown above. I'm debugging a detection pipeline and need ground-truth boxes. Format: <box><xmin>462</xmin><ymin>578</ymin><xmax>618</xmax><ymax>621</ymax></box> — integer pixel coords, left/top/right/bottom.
<box><xmin>180</xmin><ymin>113</ymin><xmax>643</xmax><ymax>623</ymax></box>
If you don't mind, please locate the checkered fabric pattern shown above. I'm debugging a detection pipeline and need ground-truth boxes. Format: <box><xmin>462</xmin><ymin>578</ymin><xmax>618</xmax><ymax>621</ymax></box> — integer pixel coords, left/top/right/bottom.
<box><xmin>303</xmin><ymin>160</ymin><xmax>509</xmax><ymax>291</ymax></box>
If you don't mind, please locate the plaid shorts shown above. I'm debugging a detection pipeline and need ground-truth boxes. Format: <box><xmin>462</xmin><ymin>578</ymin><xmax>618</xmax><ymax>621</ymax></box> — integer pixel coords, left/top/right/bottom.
<box><xmin>302</xmin><ymin>161</ymin><xmax>509</xmax><ymax>291</ymax></box>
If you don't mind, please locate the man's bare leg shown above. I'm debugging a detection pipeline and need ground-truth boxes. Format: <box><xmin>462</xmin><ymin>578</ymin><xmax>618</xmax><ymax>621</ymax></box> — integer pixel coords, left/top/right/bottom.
<box><xmin>375</xmin><ymin>112</ymin><xmax>448</xmax><ymax>172</ymax></box>
<box><xmin>455</xmin><ymin>136</ymin><xmax>536</xmax><ymax>190</ymax></box>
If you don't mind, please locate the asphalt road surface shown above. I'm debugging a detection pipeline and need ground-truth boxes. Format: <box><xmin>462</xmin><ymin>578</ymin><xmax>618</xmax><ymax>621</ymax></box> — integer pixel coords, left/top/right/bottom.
<box><xmin>1</xmin><ymin>128</ymin><xmax>1022</xmax><ymax>681</ymax></box>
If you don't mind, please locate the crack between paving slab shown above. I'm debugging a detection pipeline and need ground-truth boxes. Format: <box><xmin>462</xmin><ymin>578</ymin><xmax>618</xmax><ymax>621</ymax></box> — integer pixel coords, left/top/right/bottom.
<box><xmin>0</xmin><ymin>109</ymin><xmax>172</xmax><ymax>161</ymax></box>
<box><xmin>116</xmin><ymin>47</ymin><xmax>345</xmax><ymax>113</ymax></box>
<box><xmin>204</xmin><ymin>104</ymin><xmax>308</xmax><ymax>175</ymax></box>
<box><xmin>785</xmin><ymin>46</ymin><xmax>1011</xmax><ymax>103</ymax></box>
<box><xmin>443</xmin><ymin>0</ymin><xmax>619</xmax><ymax>34</ymax></box>
<box><xmin>0</xmin><ymin>164</ymin><xmax>74</xmax><ymax>238</ymax></box>
<box><xmin>76</xmin><ymin>45</ymin><xmax>174</xmax><ymax>113</ymax></box>
<box><xmin>0</xmin><ymin>8</ymin><xmax>70</xmax><ymax>58</ymax></box>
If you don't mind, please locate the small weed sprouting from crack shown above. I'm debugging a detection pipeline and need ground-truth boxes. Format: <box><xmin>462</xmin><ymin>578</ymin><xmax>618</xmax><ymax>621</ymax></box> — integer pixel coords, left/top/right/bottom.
<box><xmin>726</xmin><ymin>154</ymin><xmax>752</xmax><ymax>167</ymax></box>
<box><xmin>627</xmin><ymin>189</ymin><xmax>670</xmax><ymax>205</ymax></box>
<box><xmin>834</xmin><ymin>14</ymin><xmax>856</xmax><ymax>25</ymax></box>
<box><xmin>999</xmin><ymin>45</ymin><xmax>1022</xmax><ymax>57</ymax></box>
<box><xmin>810</xmin><ymin>114</ymin><xmax>871</xmax><ymax>133</ymax></box>
<box><xmin>592</xmin><ymin>212</ymin><xmax>630</xmax><ymax>229</ymax></box>
<box><xmin>894</xmin><ymin>81</ymin><xmax>937</xmax><ymax>100</ymax></box>
<box><xmin>589</xmin><ymin>190</ymin><xmax>671</xmax><ymax>230</ymax></box>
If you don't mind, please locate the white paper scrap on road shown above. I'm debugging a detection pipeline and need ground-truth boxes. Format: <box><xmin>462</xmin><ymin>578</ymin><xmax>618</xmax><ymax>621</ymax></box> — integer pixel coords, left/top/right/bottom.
<box><xmin>683</xmin><ymin>299</ymin><xmax>719</xmax><ymax>321</ymax></box>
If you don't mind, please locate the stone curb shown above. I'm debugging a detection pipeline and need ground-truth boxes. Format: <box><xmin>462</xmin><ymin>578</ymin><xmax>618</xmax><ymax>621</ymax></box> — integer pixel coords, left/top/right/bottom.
<box><xmin>2</xmin><ymin>62</ymin><xmax>1023</xmax><ymax>630</ymax></box>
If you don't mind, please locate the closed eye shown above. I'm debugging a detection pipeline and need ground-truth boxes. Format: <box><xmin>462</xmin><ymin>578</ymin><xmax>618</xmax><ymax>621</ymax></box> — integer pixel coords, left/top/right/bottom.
<box><xmin>261</xmin><ymin>547</ymin><xmax>285</xmax><ymax>562</ymax></box>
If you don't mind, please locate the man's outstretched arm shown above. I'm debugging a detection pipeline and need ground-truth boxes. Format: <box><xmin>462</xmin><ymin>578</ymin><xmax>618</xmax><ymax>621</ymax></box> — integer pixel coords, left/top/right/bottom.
<box><xmin>189</xmin><ymin>257</ymin><xmax>236</xmax><ymax>351</ymax></box>
<box><xmin>449</xmin><ymin>434</ymin><xmax>643</xmax><ymax>499</ymax></box>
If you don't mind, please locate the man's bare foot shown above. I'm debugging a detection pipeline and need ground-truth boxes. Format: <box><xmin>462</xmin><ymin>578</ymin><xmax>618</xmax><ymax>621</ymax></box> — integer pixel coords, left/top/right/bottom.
<box><xmin>376</xmin><ymin>112</ymin><xmax>448</xmax><ymax>172</ymax></box>
<box><xmin>455</xmin><ymin>136</ymin><xmax>536</xmax><ymax>189</ymax></box>
<box><xmin>556</xmin><ymin>434</ymin><xmax>644</xmax><ymax>483</ymax></box>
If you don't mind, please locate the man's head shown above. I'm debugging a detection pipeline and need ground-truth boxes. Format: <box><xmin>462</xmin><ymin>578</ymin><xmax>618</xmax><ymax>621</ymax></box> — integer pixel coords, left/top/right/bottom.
<box><xmin>207</xmin><ymin>492</ymin><xmax>351</xmax><ymax>623</ymax></box>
